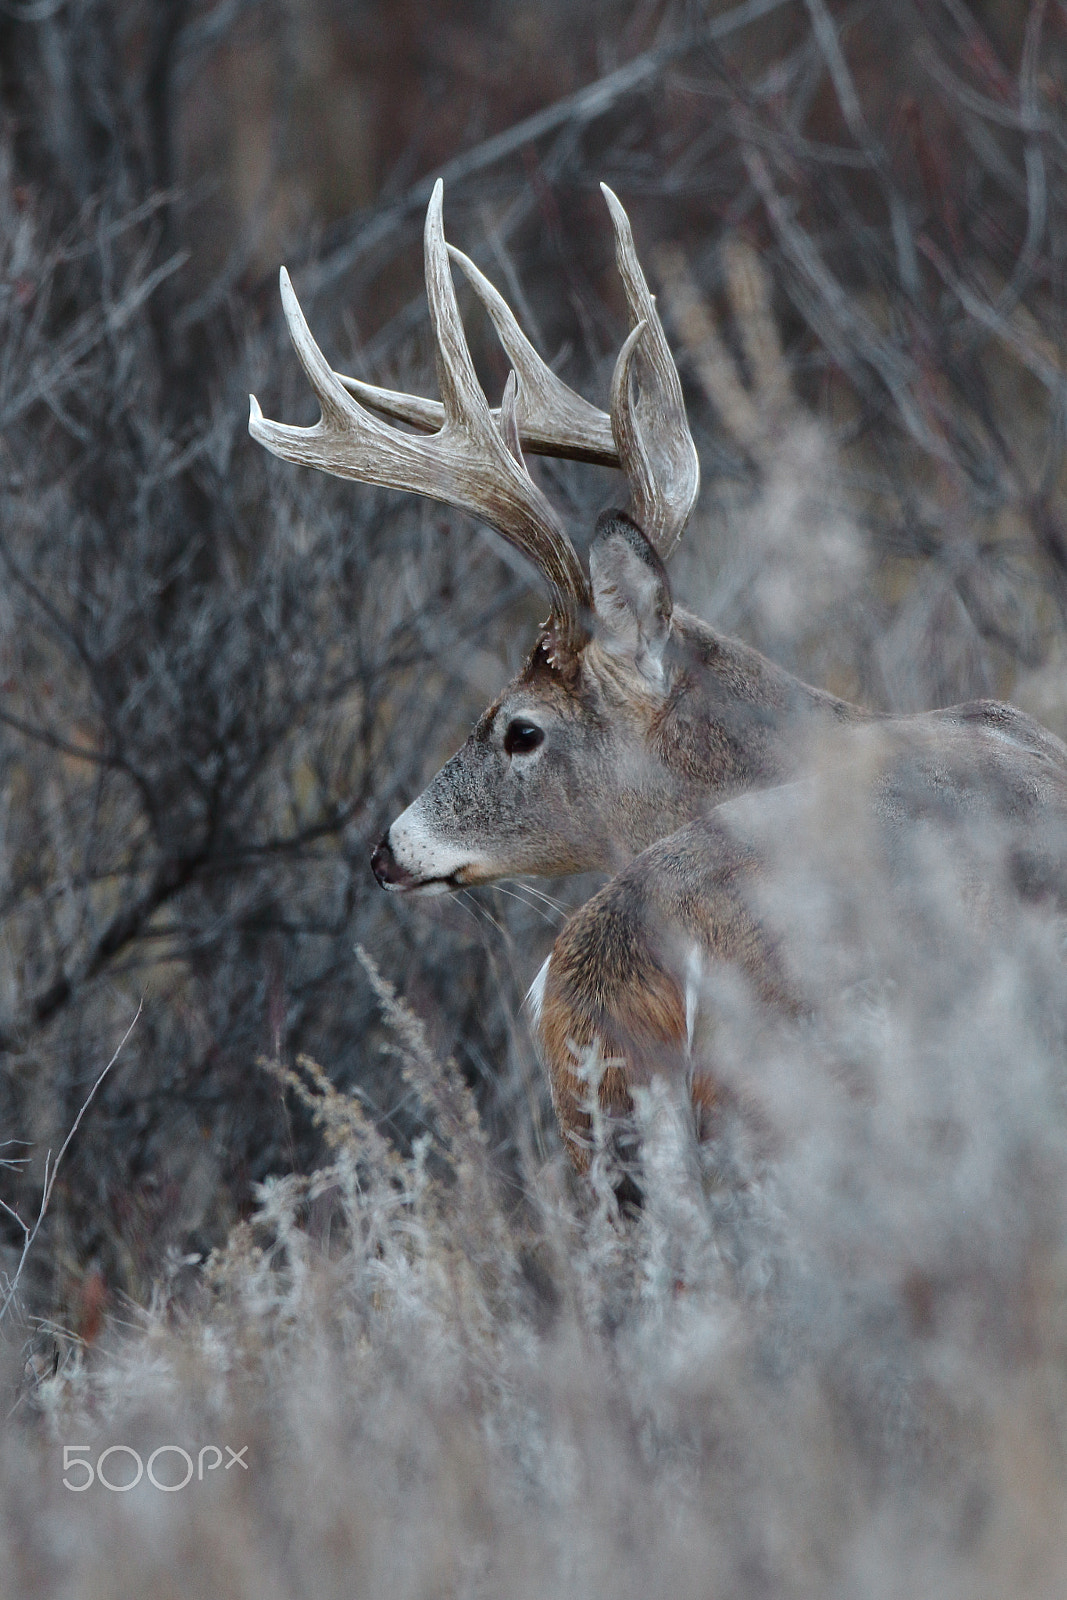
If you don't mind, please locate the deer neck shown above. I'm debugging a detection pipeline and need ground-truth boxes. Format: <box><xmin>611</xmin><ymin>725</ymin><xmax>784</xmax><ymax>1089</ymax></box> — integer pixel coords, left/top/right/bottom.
<box><xmin>656</xmin><ymin>608</ymin><xmax>865</xmax><ymax>800</ymax></box>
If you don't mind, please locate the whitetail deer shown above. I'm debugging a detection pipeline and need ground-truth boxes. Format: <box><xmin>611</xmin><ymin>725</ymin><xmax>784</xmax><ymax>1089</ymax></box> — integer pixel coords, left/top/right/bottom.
<box><xmin>250</xmin><ymin>181</ymin><xmax>1067</xmax><ymax>1175</ymax></box>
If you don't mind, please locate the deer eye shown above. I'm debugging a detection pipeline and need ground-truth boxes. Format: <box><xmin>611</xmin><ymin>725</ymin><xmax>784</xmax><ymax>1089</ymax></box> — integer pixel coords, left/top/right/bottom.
<box><xmin>504</xmin><ymin>719</ymin><xmax>544</xmax><ymax>757</ymax></box>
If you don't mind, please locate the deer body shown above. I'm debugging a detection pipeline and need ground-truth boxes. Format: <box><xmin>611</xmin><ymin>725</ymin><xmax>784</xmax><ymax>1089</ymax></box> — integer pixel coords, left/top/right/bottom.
<box><xmin>532</xmin><ymin>698</ymin><xmax>1067</xmax><ymax>1167</ymax></box>
<box><xmin>374</xmin><ymin>527</ymin><xmax>1067</xmax><ymax>1169</ymax></box>
<box><xmin>250</xmin><ymin>182</ymin><xmax>1067</xmax><ymax>1178</ymax></box>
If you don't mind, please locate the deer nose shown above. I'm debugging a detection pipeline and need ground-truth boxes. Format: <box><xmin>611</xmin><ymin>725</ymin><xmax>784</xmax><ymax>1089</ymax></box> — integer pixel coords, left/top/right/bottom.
<box><xmin>371</xmin><ymin>834</ymin><xmax>415</xmax><ymax>890</ymax></box>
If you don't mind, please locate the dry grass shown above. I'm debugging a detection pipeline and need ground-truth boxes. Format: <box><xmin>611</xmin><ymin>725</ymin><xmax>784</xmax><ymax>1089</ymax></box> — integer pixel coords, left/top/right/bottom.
<box><xmin>3</xmin><ymin>832</ymin><xmax>1064</xmax><ymax>1598</ymax></box>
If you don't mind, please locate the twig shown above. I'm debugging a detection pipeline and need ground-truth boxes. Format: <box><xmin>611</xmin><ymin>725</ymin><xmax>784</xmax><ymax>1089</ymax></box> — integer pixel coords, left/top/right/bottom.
<box><xmin>742</xmin><ymin>145</ymin><xmax>942</xmax><ymax>455</ymax></box>
<box><xmin>0</xmin><ymin>251</ymin><xmax>189</xmax><ymax>430</ymax></box>
<box><xmin>919</xmin><ymin>235</ymin><xmax>1067</xmax><ymax>402</ymax></box>
<box><xmin>802</xmin><ymin>0</ymin><xmax>919</xmax><ymax>293</ymax></box>
<box><xmin>0</xmin><ymin>1001</ymin><xmax>143</xmax><ymax>1324</ymax></box>
<box><xmin>301</xmin><ymin>0</ymin><xmax>795</xmax><ymax>294</ymax></box>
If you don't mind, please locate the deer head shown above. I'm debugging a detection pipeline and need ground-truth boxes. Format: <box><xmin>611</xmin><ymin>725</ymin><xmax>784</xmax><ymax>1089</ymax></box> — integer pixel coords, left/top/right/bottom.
<box><xmin>250</xmin><ymin>181</ymin><xmax>719</xmax><ymax>892</ymax></box>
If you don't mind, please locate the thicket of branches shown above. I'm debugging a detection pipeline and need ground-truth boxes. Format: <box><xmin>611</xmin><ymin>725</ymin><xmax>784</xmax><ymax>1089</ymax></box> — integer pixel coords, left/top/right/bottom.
<box><xmin>0</xmin><ymin>0</ymin><xmax>1065</xmax><ymax>1357</ymax></box>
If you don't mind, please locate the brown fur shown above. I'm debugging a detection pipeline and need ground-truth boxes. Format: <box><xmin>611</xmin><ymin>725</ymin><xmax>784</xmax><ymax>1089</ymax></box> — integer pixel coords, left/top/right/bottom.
<box><xmin>538</xmin><ymin>891</ymin><xmax>689</xmax><ymax>1169</ymax></box>
<box><xmin>538</xmin><ymin>815</ymin><xmax>808</xmax><ymax>1169</ymax></box>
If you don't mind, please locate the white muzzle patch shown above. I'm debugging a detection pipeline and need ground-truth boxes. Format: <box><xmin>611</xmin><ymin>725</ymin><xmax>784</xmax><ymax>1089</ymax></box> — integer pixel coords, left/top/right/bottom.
<box><xmin>388</xmin><ymin>795</ymin><xmax>492</xmax><ymax>888</ymax></box>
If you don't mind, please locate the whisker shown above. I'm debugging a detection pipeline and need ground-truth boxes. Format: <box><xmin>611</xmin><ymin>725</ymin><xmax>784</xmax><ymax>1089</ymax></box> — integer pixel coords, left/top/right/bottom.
<box><xmin>456</xmin><ymin>888</ymin><xmax>508</xmax><ymax>938</ymax></box>
<box><xmin>491</xmin><ymin>882</ymin><xmax>562</xmax><ymax>926</ymax></box>
<box><xmin>504</xmin><ymin>879</ymin><xmax>570</xmax><ymax>916</ymax></box>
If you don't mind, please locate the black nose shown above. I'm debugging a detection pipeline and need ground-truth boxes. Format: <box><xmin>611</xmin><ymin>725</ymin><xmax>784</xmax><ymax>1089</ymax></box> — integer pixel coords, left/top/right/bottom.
<box><xmin>371</xmin><ymin>835</ymin><xmax>414</xmax><ymax>890</ymax></box>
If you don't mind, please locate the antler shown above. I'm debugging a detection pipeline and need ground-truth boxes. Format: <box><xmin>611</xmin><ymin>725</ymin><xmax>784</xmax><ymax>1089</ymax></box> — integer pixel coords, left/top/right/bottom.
<box><xmin>250</xmin><ymin>181</ymin><xmax>699</xmax><ymax>609</ymax></box>
<box><xmin>339</xmin><ymin>190</ymin><xmax>699</xmax><ymax>560</ymax></box>
<box><xmin>249</xmin><ymin>180</ymin><xmax>590</xmax><ymax>645</ymax></box>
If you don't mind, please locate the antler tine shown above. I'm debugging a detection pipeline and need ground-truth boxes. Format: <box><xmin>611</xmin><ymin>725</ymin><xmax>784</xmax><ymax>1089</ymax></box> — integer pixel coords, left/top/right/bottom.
<box><xmin>499</xmin><ymin>370</ymin><xmax>525</xmax><ymax>466</ymax></box>
<box><xmin>422</xmin><ymin>181</ymin><xmax>487</xmax><ymax>430</ymax></box>
<box><xmin>249</xmin><ymin>180</ymin><xmax>590</xmax><ymax>641</ymax></box>
<box><xmin>333</xmin><ymin>251</ymin><xmax>619</xmax><ymax>469</ymax></box>
<box><xmin>610</xmin><ymin>318</ymin><xmax>657</xmax><ymax>534</ymax></box>
<box><xmin>446</xmin><ymin>246</ymin><xmax>618</xmax><ymax>467</ymax></box>
<box><xmin>600</xmin><ymin>184</ymin><xmax>699</xmax><ymax>561</ymax></box>
<box><xmin>335</xmin><ymin>374</ymin><xmax>445</xmax><ymax>437</ymax></box>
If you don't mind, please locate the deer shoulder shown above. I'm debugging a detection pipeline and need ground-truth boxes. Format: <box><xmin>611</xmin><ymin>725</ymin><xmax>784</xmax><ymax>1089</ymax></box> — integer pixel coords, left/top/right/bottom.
<box><xmin>530</xmin><ymin>806</ymin><xmax>803</xmax><ymax>1170</ymax></box>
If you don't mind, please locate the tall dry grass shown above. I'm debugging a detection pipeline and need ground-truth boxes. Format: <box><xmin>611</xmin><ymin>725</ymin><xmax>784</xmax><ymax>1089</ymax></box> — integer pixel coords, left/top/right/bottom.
<box><xmin>7</xmin><ymin>837</ymin><xmax>1066</xmax><ymax>1597</ymax></box>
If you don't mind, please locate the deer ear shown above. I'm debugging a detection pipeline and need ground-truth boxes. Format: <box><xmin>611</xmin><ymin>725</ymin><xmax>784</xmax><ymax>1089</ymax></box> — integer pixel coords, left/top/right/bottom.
<box><xmin>589</xmin><ymin>511</ymin><xmax>673</xmax><ymax>688</ymax></box>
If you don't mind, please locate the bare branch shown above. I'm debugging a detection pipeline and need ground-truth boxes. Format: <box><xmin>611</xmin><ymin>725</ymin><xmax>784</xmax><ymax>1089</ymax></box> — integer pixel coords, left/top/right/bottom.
<box><xmin>301</xmin><ymin>0</ymin><xmax>796</xmax><ymax>294</ymax></box>
<box><xmin>0</xmin><ymin>1002</ymin><xmax>141</xmax><ymax>1323</ymax></box>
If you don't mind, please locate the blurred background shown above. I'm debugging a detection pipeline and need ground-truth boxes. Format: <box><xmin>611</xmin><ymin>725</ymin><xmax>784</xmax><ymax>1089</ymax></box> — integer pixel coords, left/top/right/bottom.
<box><xmin>1</xmin><ymin>0</ymin><xmax>1065</xmax><ymax>1335</ymax></box>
